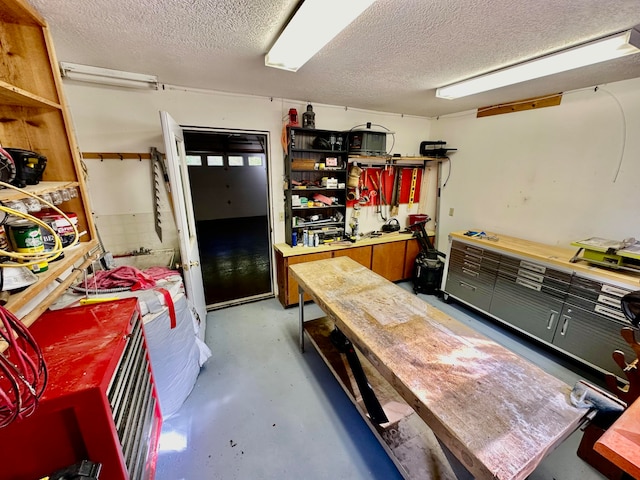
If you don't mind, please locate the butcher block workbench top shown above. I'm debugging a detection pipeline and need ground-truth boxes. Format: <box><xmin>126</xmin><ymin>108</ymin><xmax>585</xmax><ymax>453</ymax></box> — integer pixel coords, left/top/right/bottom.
<box><xmin>449</xmin><ymin>231</ymin><xmax>640</xmax><ymax>288</ymax></box>
<box><xmin>274</xmin><ymin>230</ymin><xmax>434</xmax><ymax>257</ymax></box>
<box><xmin>289</xmin><ymin>256</ymin><xmax>591</xmax><ymax>480</ymax></box>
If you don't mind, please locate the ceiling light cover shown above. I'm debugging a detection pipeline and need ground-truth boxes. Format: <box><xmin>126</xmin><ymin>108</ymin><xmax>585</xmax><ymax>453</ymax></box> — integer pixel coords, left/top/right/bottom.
<box><xmin>265</xmin><ymin>0</ymin><xmax>377</xmax><ymax>72</ymax></box>
<box><xmin>59</xmin><ymin>62</ymin><xmax>159</xmax><ymax>89</ymax></box>
<box><xmin>436</xmin><ymin>27</ymin><xmax>640</xmax><ymax>100</ymax></box>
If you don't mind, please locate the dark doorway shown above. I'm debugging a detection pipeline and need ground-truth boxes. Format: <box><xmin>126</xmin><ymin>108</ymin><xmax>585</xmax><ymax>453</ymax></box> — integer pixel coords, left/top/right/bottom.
<box><xmin>183</xmin><ymin>129</ymin><xmax>272</xmax><ymax>308</ymax></box>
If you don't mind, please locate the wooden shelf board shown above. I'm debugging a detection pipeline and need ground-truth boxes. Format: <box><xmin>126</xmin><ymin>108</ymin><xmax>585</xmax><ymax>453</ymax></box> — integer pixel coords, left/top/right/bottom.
<box><xmin>349</xmin><ymin>155</ymin><xmax>449</xmax><ymax>166</ymax></box>
<box><xmin>292</xmin><ymin>205</ymin><xmax>345</xmax><ymax>210</ymax></box>
<box><xmin>0</xmin><ymin>81</ymin><xmax>62</xmax><ymax>109</ymax></box>
<box><xmin>4</xmin><ymin>240</ymin><xmax>98</xmax><ymax>317</ymax></box>
<box><xmin>0</xmin><ymin>0</ymin><xmax>45</xmax><ymax>26</ymax></box>
<box><xmin>0</xmin><ymin>181</ymin><xmax>79</xmax><ymax>202</ymax></box>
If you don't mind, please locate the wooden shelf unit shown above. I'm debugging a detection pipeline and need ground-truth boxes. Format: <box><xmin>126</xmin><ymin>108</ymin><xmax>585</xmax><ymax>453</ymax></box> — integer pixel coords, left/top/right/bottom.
<box><xmin>0</xmin><ymin>0</ymin><xmax>97</xmax><ymax>321</ymax></box>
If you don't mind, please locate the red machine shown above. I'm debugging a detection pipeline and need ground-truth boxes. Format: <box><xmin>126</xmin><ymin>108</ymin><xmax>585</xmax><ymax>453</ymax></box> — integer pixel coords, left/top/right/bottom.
<box><xmin>0</xmin><ymin>298</ymin><xmax>162</xmax><ymax>480</ymax></box>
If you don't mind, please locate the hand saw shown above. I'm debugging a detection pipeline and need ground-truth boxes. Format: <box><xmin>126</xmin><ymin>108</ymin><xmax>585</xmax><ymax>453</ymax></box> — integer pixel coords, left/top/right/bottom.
<box><xmin>150</xmin><ymin>147</ymin><xmax>174</xmax><ymax>242</ymax></box>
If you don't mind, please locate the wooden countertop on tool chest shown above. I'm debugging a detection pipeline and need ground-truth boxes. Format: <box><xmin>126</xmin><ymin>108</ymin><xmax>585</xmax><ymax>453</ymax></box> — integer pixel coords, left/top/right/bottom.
<box><xmin>289</xmin><ymin>256</ymin><xmax>590</xmax><ymax>480</ymax></box>
<box><xmin>450</xmin><ymin>231</ymin><xmax>640</xmax><ymax>288</ymax></box>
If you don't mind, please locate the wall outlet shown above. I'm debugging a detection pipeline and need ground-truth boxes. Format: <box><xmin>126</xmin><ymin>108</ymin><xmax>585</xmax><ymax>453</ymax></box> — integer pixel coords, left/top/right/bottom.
<box><xmin>449</xmin><ymin>207</ymin><xmax>454</xmax><ymax>217</ymax></box>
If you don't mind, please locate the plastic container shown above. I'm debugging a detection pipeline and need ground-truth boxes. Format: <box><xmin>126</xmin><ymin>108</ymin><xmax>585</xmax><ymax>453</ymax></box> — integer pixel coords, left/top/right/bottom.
<box><xmin>408</xmin><ymin>214</ymin><xmax>429</xmax><ymax>227</ymax></box>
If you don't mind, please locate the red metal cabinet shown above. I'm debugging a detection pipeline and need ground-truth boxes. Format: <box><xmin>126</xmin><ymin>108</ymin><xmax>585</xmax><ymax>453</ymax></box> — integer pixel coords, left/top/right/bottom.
<box><xmin>0</xmin><ymin>298</ymin><xmax>162</xmax><ymax>480</ymax></box>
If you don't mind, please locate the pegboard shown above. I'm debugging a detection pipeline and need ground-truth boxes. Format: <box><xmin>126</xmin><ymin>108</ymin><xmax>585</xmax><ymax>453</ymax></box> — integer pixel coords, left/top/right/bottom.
<box><xmin>346</xmin><ymin>166</ymin><xmax>422</xmax><ymax>208</ymax></box>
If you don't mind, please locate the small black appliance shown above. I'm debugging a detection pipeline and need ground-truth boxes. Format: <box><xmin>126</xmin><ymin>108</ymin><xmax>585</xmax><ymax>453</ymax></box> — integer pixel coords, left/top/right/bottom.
<box><xmin>3</xmin><ymin>148</ymin><xmax>47</xmax><ymax>188</ymax></box>
<box><xmin>0</xmin><ymin>147</ymin><xmax>16</xmax><ymax>185</ymax></box>
<box><xmin>419</xmin><ymin>140</ymin><xmax>457</xmax><ymax>158</ymax></box>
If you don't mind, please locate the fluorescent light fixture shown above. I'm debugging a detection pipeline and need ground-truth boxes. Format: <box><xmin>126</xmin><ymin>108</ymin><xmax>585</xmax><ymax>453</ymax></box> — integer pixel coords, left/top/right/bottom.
<box><xmin>436</xmin><ymin>26</ymin><xmax>640</xmax><ymax>99</ymax></box>
<box><xmin>59</xmin><ymin>62</ymin><xmax>159</xmax><ymax>89</ymax></box>
<box><xmin>265</xmin><ymin>0</ymin><xmax>377</xmax><ymax>72</ymax></box>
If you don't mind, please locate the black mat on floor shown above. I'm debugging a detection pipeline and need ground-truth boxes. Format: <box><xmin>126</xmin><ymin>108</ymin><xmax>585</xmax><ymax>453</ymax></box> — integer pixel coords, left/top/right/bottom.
<box><xmin>196</xmin><ymin>216</ymin><xmax>271</xmax><ymax>305</ymax></box>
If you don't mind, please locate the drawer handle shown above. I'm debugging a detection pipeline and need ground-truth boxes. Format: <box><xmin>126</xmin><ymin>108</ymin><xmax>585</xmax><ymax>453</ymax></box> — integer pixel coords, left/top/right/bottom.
<box><xmin>516</xmin><ymin>277</ymin><xmax>542</xmax><ymax>292</ymax></box>
<box><xmin>597</xmin><ymin>294</ymin><xmax>621</xmax><ymax>309</ymax></box>
<box><xmin>462</xmin><ymin>268</ymin><xmax>479</xmax><ymax>278</ymax></box>
<box><xmin>547</xmin><ymin>311</ymin><xmax>558</xmax><ymax>330</ymax></box>
<box><xmin>560</xmin><ymin>315</ymin><xmax>570</xmax><ymax>336</ymax></box>
<box><xmin>601</xmin><ymin>284</ymin><xmax>631</xmax><ymax>298</ymax></box>
<box><xmin>465</xmin><ymin>247</ymin><xmax>483</xmax><ymax>256</ymax></box>
<box><xmin>517</xmin><ymin>268</ymin><xmax>544</xmax><ymax>283</ymax></box>
<box><xmin>519</xmin><ymin>260</ymin><xmax>546</xmax><ymax>274</ymax></box>
<box><xmin>464</xmin><ymin>253</ymin><xmax>482</xmax><ymax>263</ymax></box>
<box><xmin>594</xmin><ymin>304</ymin><xmax>628</xmax><ymax>323</ymax></box>
<box><xmin>463</xmin><ymin>260</ymin><xmax>480</xmax><ymax>270</ymax></box>
<box><xmin>459</xmin><ymin>281</ymin><xmax>476</xmax><ymax>291</ymax></box>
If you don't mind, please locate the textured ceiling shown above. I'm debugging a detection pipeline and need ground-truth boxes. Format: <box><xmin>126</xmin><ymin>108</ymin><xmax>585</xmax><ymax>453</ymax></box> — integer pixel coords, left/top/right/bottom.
<box><xmin>30</xmin><ymin>0</ymin><xmax>640</xmax><ymax>117</ymax></box>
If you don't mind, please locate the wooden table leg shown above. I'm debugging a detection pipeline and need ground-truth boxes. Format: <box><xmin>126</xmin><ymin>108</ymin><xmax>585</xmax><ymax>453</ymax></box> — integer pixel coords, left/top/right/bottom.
<box><xmin>299</xmin><ymin>286</ymin><xmax>305</xmax><ymax>353</ymax></box>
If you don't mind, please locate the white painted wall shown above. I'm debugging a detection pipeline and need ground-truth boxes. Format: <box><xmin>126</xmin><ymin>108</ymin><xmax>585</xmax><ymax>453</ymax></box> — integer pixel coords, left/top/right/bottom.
<box><xmin>65</xmin><ymin>76</ymin><xmax>639</xmax><ymax>271</ymax></box>
<box><xmin>62</xmin><ymin>83</ymin><xmax>432</xmax><ymax>256</ymax></box>
<box><xmin>431</xmin><ymin>77</ymin><xmax>640</xmax><ymax>252</ymax></box>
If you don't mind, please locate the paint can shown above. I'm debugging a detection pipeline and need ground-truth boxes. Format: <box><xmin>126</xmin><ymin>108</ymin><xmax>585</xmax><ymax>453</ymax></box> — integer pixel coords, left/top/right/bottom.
<box><xmin>0</xmin><ymin>225</ymin><xmax>10</xmax><ymax>252</ymax></box>
<box><xmin>6</xmin><ymin>219</ymin><xmax>48</xmax><ymax>273</ymax></box>
<box><xmin>35</xmin><ymin>211</ymin><xmax>78</xmax><ymax>261</ymax></box>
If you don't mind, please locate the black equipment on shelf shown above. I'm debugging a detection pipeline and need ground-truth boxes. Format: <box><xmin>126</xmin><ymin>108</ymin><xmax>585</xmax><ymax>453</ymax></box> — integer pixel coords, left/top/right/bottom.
<box><xmin>3</xmin><ymin>148</ymin><xmax>47</xmax><ymax>188</ymax></box>
<box><xmin>419</xmin><ymin>140</ymin><xmax>456</xmax><ymax>158</ymax></box>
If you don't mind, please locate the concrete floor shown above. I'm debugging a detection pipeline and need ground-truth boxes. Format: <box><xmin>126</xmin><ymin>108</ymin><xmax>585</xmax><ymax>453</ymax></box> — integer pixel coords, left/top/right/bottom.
<box><xmin>155</xmin><ymin>284</ymin><xmax>610</xmax><ymax>480</ymax></box>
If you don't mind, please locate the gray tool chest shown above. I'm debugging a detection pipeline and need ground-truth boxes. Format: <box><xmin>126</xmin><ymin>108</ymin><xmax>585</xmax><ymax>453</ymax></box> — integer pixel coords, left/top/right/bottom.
<box><xmin>489</xmin><ymin>256</ymin><xmax>571</xmax><ymax>343</ymax></box>
<box><xmin>443</xmin><ymin>235</ymin><xmax>639</xmax><ymax>379</ymax></box>
<box><xmin>445</xmin><ymin>241</ymin><xmax>500</xmax><ymax>311</ymax></box>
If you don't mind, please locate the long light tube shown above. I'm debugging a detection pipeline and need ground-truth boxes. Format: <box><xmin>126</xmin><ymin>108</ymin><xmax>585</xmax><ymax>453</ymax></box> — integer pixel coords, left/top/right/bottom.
<box><xmin>59</xmin><ymin>62</ymin><xmax>159</xmax><ymax>89</ymax></box>
<box><xmin>436</xmin><ymin>27</ymin><xmax>640</xmax><ymax>99</ymax></box>
<box><xmin>265</xmin><ymin>0</ymin><xmax>377</xmax><ymax>72</ymax></box>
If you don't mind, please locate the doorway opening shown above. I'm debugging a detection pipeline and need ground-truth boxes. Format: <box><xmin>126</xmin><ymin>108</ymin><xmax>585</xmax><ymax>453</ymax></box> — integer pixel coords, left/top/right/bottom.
<box><xmin>183</xmin><ymin>129</ymin><xmax>273</xmax><ymax>309</ymax></box>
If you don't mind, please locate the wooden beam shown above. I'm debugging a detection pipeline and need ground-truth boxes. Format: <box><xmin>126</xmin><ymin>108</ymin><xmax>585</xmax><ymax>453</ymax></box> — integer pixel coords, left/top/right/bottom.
<box><xmin>477</xmin><ymin>93</ymin><xmax>562</xmax><ymax>118</ymax></box>
<box><xmin>82</xmin><ymin>152</ymin><xmax>152</xmax><ymax>160</ymax></box>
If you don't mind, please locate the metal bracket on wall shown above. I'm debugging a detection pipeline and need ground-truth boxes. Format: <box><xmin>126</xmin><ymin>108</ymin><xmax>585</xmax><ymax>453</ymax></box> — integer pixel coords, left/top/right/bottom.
<box><xmin>150</xmin><ymin>147</ymin><xmax>174</xmax><ymax>242</ymax></box>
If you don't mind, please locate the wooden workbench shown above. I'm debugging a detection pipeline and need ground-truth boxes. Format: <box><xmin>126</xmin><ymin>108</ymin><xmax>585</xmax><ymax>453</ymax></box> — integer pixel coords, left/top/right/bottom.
<box><xmin>290</xmin><ymin>257</ymin><xmax>591</xmax><ymax>480</ymax></box>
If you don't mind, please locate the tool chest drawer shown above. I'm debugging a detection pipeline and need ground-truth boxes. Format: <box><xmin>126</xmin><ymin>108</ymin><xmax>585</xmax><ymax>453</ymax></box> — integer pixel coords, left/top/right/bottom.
<box><xmin>496</xmin><ymin>256</ymin><xmax>572</xmax><ymax>293</ymax></box>
<box><xmin>450</xmin><ymin>240</ymin><xmax>501</xmax><ymax>263</ymax></box>
<box><xmin>445</xmin><ymin>240</ymin><xmax>500</xmax><ymax>311</ymax></box>
<box><xmin>568</xmin><ymin>275</ymin><xmax>633</xmax><ymax>319</ymax></box>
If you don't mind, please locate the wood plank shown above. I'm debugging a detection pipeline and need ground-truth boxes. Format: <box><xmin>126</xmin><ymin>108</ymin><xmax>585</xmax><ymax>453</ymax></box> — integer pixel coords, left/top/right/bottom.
<box><xmin>0</xmin><ymin>81</ymin><xmax>61</xmax><ymax>108</ymax></box>
<box><xmin>476</xmin><ymin>94</ymin><xmax>562</xmax><ymax>118</ymax></box>
<box><xmin>0</xmin><ymin>181</ymin><xmax>78</xmax><ymax>202</ymax></box>
<box><xmin>82</xmin><ymin>152</ymin><xmax>152</xmax><ymax>161</ymax></box>
<box><xmin>305</xmin><ymin>317</ymin><xmax>458</xmax><ymax>480</ymax></box>
<box><xmin>4</xmin><ymin>240</ymin><xmax>97</xmax><ymax>314</ymax></box>
<box><xmin>0</xmin><ymin>0</ymin><xmax>45</xmax><ymax>26</ymax></box>
<box><xmin>0</xmin><ymin>21</ymin><xmax>58</xmax><ymax>102</ymax></box>
<box><xmin>274</xmin><ymin>232</ymin><xmax>427</xmax><ymax>258</ymax></box>
<box><xmin>291</xmin><ymin>257</ymin><xmax>589</xmax><ymax>480</ymax></box>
